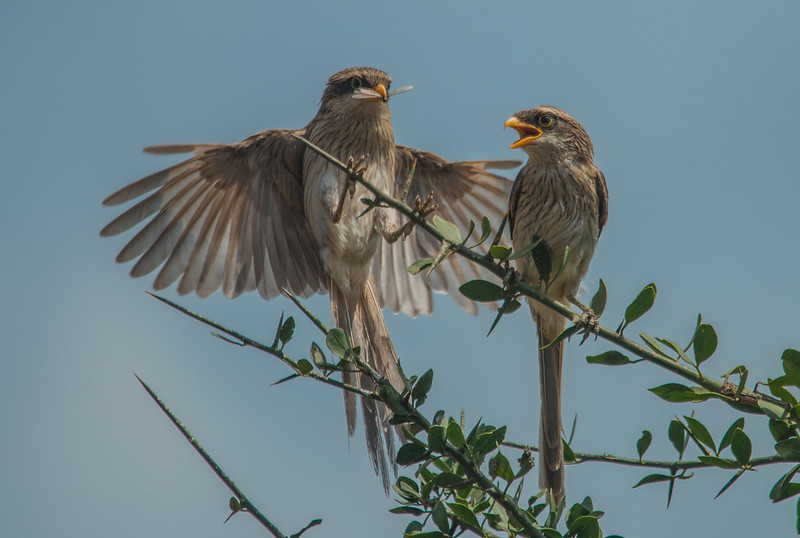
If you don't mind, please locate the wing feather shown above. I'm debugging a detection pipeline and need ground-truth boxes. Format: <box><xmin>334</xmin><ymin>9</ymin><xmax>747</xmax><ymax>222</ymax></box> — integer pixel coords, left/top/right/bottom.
<box><xmin>372</xmin><ymin>146</ymin><xmax>519</xmax><ymax>316</ymax></box>
<box><xmin>101</xmin><ymin>129</ymin><xmax>326</xmax><ymax>300</ymax></box>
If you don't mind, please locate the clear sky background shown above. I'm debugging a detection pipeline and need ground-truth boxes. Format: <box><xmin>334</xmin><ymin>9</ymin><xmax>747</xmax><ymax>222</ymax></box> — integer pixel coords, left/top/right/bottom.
<box><xmin>2</xmin><ymin>1</ymin><xmax>799</xmax><ymax>537</ymax></box>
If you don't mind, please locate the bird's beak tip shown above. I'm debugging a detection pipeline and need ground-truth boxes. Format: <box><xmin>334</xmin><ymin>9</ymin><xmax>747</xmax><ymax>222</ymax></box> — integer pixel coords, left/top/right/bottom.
<box><xmin>374</xmin><ymin>83</ymin><xmax>388</xmax><ymax>101</ymax></box>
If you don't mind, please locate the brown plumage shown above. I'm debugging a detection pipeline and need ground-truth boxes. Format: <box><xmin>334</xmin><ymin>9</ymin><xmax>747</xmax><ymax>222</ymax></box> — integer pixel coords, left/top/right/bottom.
<box><xmin>504</xmin><ymin>106</ymin><xmax>608</xmax><ymax>502</ymax></box>
<box><xmin>101</xmin><ymin>67</ymin><xmax>519</xmax><ymax>492</ymax></box>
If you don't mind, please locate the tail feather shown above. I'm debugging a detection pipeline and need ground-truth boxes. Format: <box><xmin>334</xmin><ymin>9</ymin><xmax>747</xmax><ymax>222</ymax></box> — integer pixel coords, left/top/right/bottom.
<box><xmin>536</xmin><ymin>311</ymin><xmax>565</xmax><ymax>502</ymax></box>
<box><xmin>330</xmin><ymin>276</ymin><xmax>404</xmax><ymax>493</ymax></box>
<box><xmin>330</xmin><ymin>284</ymin><xmax>358</xmax><ymax>436</ymax></box>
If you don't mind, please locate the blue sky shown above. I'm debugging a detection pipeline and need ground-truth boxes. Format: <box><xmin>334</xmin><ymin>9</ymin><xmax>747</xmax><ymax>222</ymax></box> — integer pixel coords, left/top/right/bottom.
<box><xmin>2</xmin><ymin>1</ymin><xmax>799</xmax><ymax>536</ymax></box>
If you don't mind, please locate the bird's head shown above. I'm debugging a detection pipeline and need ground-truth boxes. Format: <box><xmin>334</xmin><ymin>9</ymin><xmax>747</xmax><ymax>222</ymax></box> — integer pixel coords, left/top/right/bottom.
<box><xmin>319</xmin><ymin>67</ymin><xmax>412</xmax><ymax>117</ymax></box>
<box><xmin>504</xmin><ymin>106</ymin><xmax>593</xmax><ymax>164</ymax></box>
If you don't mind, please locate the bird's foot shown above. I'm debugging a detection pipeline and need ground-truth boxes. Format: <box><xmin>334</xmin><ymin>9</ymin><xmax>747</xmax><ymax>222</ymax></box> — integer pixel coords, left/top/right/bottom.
<box><xmin>502</xmin><ymin>267</ymin><xmax>521</xmax><ymax>290</ymax></box>
<box><xmin>385</xmin><ymin>192</ymin><xmax>438</xmax><ymax>243</ymax></box>
<box><xmin>570</xmin><ymin>295</ymin><xmax>599</xmax><ymax>344</ymax></box>
<box><xmin>333</xmin><ymin>155</ymin><xmax>369</xmax><ymax>222</ymax></box>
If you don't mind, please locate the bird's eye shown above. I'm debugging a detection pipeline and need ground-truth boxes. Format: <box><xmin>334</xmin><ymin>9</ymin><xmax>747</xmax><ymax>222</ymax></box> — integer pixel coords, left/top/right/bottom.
<box><xmin>350</xmin><ymin>78</ymin><xmax>362</xmax><ymax>90</ymax></box>
<box><xmin>539</xmin><ymin>115</ymin><xmax>554</xmax><ymax>127</ymax></box>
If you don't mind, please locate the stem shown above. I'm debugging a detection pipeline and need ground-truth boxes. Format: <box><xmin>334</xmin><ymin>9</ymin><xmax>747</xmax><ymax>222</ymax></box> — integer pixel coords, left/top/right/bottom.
<box><xmin>293</xmin><ymin>136</ymin><xmax>787</xmax><ymax>416</ymax></box>
<box><xmin>148</xmin><ymin>293</ymin><xmax>377</xmax><ymax>401</ymax></box>
<box><xmin>501</xmin><ymin>440</ymin><xmax>784</xmax><ymax>470</ymax></box>
<box><xmin>135</xmin><ymin>374</ymin><xmax>293</xmax><ymax>538</ymax></box>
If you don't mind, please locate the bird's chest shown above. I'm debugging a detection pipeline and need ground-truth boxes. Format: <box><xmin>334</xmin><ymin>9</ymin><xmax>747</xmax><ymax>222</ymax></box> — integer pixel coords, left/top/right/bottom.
<box><xmin>511</xmin><ymin>165</ymin><xmax>599</xmax><ymax>290</ymax></box>
<box><xmin>304</xmin><ymin>155</ymin><xmax>394</xmax><ymax>265</ymax></box>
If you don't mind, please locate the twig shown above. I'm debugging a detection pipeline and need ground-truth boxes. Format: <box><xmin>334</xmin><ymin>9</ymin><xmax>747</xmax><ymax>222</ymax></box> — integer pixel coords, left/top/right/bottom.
<box><xmin>135</xmin><ymin>374</ymin><xmax>311</xmax><ymax>538</ymax></box>
<box><xmin>293</xmin><ymin>136</ymin><xmax>787</xmax><ymax>417</ymax></box>
<box><xmin>501</xmin><ymin>440</ymin><xmax>784</xmax><ymax>470</ymax></box>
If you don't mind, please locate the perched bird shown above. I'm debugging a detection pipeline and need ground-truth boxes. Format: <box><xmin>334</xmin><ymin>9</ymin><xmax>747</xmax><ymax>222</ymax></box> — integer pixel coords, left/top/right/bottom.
<box><xmin>504</xmin><ymin>106</ymin><xmax>608</xmax><ymax>501</ymax></box>
<box><xmin>101</xmin><ymin>67</ymin><xmax>518</xmax><ymax>491</ymax></box>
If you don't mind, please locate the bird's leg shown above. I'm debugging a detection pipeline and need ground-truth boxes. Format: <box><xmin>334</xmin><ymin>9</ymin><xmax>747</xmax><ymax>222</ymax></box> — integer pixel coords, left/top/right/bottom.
<box><xmin>382</xmin><ymin>192</ymin><xmax>438</xmax><ymax>244</ymax></box>
<box><xmin>333</xmin><ymin>155</ymin><xmax>368</xmax><ymax>223</ymax></box>
<box><xmin>569</xmin><ymin>294</ymin><xmax>599</xmax><ymax>343</ymax></box>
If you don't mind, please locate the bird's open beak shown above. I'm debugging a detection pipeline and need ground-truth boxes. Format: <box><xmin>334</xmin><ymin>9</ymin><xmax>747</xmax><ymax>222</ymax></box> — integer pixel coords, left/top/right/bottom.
<box><xmin>504</xmin><ymin>117</ymin><xmax>542</xmax><ymax>149</ymax></box>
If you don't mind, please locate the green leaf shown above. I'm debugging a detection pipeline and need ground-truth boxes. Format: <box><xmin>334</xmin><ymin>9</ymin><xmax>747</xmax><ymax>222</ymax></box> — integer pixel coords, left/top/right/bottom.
<box><xmin>759</xmin><ymin>398</ymin><xmax>790</xmax><ymax>420</ymax></box>
<box><xmin>489</xmin><ymin>452</ymin><xmax>515</xmax><ymax>482</ymax></box>
<box><xmin>624</xmin><ymin>282</ymin><xmax>657</xmax><ymax>325</ymax></box>
<box><xmin>770</xmin><ymin>464</ymin><xmax>800</xmax><ymax>502</ymax></box>
<box><xmin>548</xmin><ymin>245</ymin><xmax>571</xmax><ymax>290</ymax></box>
<box><xmin>636</xmin><ymin>430</ymin><xmax>653</xmax><ymax>459</ymax></box>
<box><xmin>587</xmin><ymin>350</ymin><xmax>632</xmax><ymax>366</ymax></box>
<box><xmin>640</xmin><ymin>333</ymin><xmax>672</xmax><ymax>358</ymax></box>
<box><xmin>531</xmin><ymin>237</ymin><xmax>552</xmax><ymax>284</ymax></box>
<box><xmin>325</xmin><ymin>328</ymin><xmax>350</xmax><ymax>359</ymax></box>
<box><xmin>310</xmin><ymin>342</ymin><xmax>327</xmax><ymax>369</ymax></box>
<box><xmin>589</xmin><ymin>279</ymin><xmax>607</xmax><ymax>318</ymax></box>
<box><xmin>541</xmin><ymin>325</ymin><xmax>578</xmax><ymax>350</ymax></box>
<box><xmin>432</xmin><ymin>472</ymin><xmax>464</xmax><ymax>488</ymax></box>
<box><xmin>719</xmin><ymin>418</ymin><xmax>746</xmax><ymax>452</ymax></box>
<box><xmin>565</xmin><ymin>502</ymin><xmax>590</xmax><ymax>529</ymax></box>
<box><xmin>656</xmin><ymin>337</ymin><xmax>692</xmax><ymax>364</ymax></box>
<box><xmin>489</xmin><ymin>244</ymin><xmax>512</xmax><ymax>261</ymax></box>
<box><xmin>296</xmin><ymin>359</ymin><xmax>313</xmax><ymax>376</ymax></box>
<box><xmin>769</xmin><ymin>419</ymin><xmax>793</xmax><ymax>442</ymax></box>
<box><xmin>697</xmin><ymin>455</ymin><xmax>740</xmax><ymax>469</ymax></box>
<box><xmin>508</xmin><ymin>237</ymin><xmax>543</xmax><ymax>260</ymax></box>
<box><xmin>692</xmin><ymin>324</ymin><xmax>718</xmax><ymax>365</ymax></box>
<box><xmin>668</xmin><ymin>420</ymin><xmax>688</xmax><ymax>458</ymax></box>
<box><xmin>396</xmin><ymin>443</ymin><xmax>428</xmax><ymax>466</ymax></box>
<box><xmin>730</xmin><ymin>428</ymin><xmax>752</xmax><ymax>465</ymax></box>
<box><xmin>448</xmin><ymin>502</ymin><xmax>481</xmax><ymax>531</ymax></box>
<box><xmin>783</xmin><ymin>349</ymin><xmax>800</xmax><ymax>386</ymax></box>
<box><xmin>431</xmin><ymin>501</ymin><xmax>449</xmax><ymax>533</ymax></box>
<box><xmin>412</xmin><ymin>369</ymin><xmax>434</xmax><ymax>403</ymax></box>
<box><xmin>408</xmin><ymin>257</ymin><xmax>434</xmax><ymax>275</ymax></box>
<box><xmin>458</xmin><ymin>280</ymin><xmax>505</xmax><ymax>302</ymax></box>
<box><xmin>684</xmin><ymin>415</ymin><xmax>716</xmax><ymax>453</ymax></box>
<box><xmin>633</xmin><ymin>473</ymin><xmax>674</xmax><ymax>488</ymax></box>
<box><xmin>278</xmin><ymin>316</ymin><xmax>295</xmax><ymax>346</ymax></box>
<box><xmin>432</xmin><ymin>215</ymin><xmax>463</xmax><ymax>244</ymax></box>
<box><xmin>447</xmin><ymin>419</ymin><xmax>465</xmax><ymax>448</ymax></box>
<box><xmin>649</xmin><ymin>383</ymin><xmax>713</xmax><ymax>403</ymax></box>
<box><xmin>394</xmin><ymin>476</ymin><xmax>420</xmax><ymax>500</ymax></box>
<box><xmin>389</xmin><ymin>506</ymin><xmax>424</xmax><ymax>515</ymax></box>
<box><xmin>428</xmin><ymin>425</ymin><xmax>446</xmax><ymax>452</ymax></box>
<box><xmin>769</xmin><ymin>376</ymin><xmax>799</xmax><ymax>405</ymax></box>
<box><xmin>563</xmin><ymin>438</ymin><xmax>577</xmax><ymax>463</ymax></box>
<box><xmin>776</xmin><ymin>438</ymin><xmax>800</xmax><ymax>461</ymax></box>
<box><xmin>229</xmin><ymin>497</ymin><xmax>241</xmax><ymax>512</ymax></box>
<box><xmin>477</xmin><ymin>216</ymin><xmax>493</xmax><ymax>246</ymax></box>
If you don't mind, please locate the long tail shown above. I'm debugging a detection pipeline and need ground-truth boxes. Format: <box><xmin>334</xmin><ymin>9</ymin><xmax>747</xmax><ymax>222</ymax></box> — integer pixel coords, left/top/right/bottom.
<box><xmin>535</xmin><ymin>311</ymin><xmax>565</xmax><ymax>502</ymax></box>
<box><xmin>329</xmin><ymin>275</ymin><xmax>404</xmax><ymax>493</ymax></box>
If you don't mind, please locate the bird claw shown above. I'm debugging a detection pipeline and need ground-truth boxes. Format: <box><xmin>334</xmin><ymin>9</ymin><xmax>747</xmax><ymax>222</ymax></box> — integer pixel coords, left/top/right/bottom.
<box><xmin>334</xmin><ymin>155</ymin><xmax>369</xmax><ymax>222</ymax></box>
<box><xmin>346</xmin><ymin>155</ymin><xmax>369</xmax><ymax>180</ymax></box>
<box><xmin>502</xmin><ymin>267</ymin><xmax>521</xmax><ymax>290</ymax></box>
<box><xmin>576</xmin><ymin>307</ymin><xmax>600</xmax><ymax>344</ymax></box>
<box><xmin>398</xmin><ymin>192</ymin><xmax>438</xmax><ymax>239</ymax></box>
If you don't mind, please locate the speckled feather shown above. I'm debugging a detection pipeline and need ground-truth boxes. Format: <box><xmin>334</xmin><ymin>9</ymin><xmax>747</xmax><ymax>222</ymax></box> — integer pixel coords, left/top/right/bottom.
<box><xmin>507</xmin><ymin>106</ymin><xmax>608</xmax><ymax>502</ymax></box>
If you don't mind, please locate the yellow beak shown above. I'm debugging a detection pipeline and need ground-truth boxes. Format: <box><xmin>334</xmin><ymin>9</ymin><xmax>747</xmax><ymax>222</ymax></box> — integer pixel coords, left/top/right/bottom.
<box><xmin>373</xmin><ymin>83</ymin><xmax>388</xmax><ymax>101</ymax></box>
<box><xmin>504</xmin><ymin>116</ymin><xmax>542</xmax><ymax>149</ymax></box>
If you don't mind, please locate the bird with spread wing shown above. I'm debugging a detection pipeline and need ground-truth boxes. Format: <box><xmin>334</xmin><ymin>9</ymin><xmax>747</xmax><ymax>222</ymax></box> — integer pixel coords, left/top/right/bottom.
<box><xmin>101</xmin><ymin>67</ymin><xmax>519</xmax><ymax>492</ymax></box>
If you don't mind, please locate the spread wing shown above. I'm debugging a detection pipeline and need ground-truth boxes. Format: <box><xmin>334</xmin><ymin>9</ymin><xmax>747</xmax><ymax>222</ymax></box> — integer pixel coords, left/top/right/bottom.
<box><xmin>100</xmin><ymin>129</ymin><xmax>327</xmax><ymax>300</ymax></box>
<box><xmin>372</xmin><ymin>145</ymin><xmax>519</xmax><ymax>317</ymax></box>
